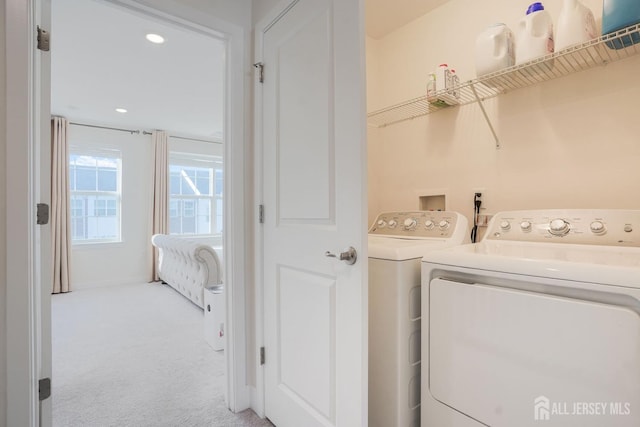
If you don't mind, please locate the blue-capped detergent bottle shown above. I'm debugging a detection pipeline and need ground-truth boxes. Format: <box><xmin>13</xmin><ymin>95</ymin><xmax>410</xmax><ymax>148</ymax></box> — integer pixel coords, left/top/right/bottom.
<box><xmin>602</xmin><ymin>0</ymin><xmax>640</xmax><ymax>49</ymax></box>
<box><xmin>515</xmin><ymin>2</ymin><xmax>554</xmax><ymax>65</ymax></box>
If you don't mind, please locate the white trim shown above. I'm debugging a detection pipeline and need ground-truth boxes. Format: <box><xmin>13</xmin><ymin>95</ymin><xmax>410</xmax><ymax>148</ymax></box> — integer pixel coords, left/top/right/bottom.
<box><xmin>6</xmin><ymin>0</ymin><xmax>39</xmax><ymax>425</ymax></box>
<box><xmin>6</xmin><ymin>0</ymin><xmax>253</xmax><ymax>423</ymax></box>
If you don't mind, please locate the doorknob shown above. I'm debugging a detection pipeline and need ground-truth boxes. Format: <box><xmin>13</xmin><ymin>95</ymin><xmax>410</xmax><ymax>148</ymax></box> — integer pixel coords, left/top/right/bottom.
<box><xmin>324</xmin><ymin>246</ymin><xmax>357</xmax><ymax>265</ymax></box>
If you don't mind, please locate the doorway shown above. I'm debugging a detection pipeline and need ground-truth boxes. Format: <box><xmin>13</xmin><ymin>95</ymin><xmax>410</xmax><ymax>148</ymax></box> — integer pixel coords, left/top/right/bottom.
<box><xmin>51</xmin><ymin>0</ymin><xmax>232</xmax><ymax>422</ymax></box>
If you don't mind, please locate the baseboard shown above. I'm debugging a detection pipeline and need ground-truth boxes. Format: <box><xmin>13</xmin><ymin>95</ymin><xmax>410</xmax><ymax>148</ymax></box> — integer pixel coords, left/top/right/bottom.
<box><xmin>71</xmin><ymin>276</ymin><xmax>153</xmax><ymax>290</ymax></box>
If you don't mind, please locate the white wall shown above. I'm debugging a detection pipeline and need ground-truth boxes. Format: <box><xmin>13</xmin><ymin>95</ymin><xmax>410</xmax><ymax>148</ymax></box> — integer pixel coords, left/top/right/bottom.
<box><xmin>69</xmin><ymin>126</ymin><xmax>154</xmax><ymax>288</ymax></box>
<box><xmin>68</xmin><ymin>127</ymin><xmax>225</xmax><ymax>288</ymax></box>
<box><xmin>0</xmin><ymin>0</ymin><xmax>7</xmax><ymax>423</ymax></box>
<box><xmin>367</xmin><ymin>0</ymin><xmax>640</xmax><ymax>234</ymax></box>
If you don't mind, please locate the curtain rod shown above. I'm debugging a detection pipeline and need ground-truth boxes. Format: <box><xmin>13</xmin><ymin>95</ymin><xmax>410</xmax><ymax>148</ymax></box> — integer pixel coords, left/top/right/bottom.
<box><xmin>69</xmin><ymin>122</ymin><xmax>141</xmax><ymax>135</ymax></box>
<box><xmin>168</xmin><ymin>135</ymin><xmax>223</xmax><ymax>145</ymax></box>
<box><xmin>69</xmin><ymin>122</ymin><xmax>222</xmax><ymax>144</ymax></box>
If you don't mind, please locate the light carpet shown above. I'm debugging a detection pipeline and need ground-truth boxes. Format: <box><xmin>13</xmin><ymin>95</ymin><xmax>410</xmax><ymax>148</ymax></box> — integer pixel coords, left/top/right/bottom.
<box><xmin>52</xmin><ymin>282</ymin><xmax>273</xmax><ymax>427</ymax></box>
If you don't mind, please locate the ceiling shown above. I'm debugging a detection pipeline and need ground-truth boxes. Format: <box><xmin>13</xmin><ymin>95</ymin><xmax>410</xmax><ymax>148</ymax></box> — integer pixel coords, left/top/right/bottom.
<box><xmin>51</xmin><ymin>0</ymin><xmax>225</xmax><ymax>140</ymax></box>
<box><xmin>51</xmin><ymin>0</ymin><xmax>448</xmax><ymax>139</ymax></box>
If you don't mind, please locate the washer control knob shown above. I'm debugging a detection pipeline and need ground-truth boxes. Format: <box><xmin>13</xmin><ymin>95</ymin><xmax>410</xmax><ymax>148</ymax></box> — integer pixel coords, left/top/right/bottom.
<box><xmin>404</xmin><ymin>218</ymin><xmax>417</xmax><ymax>230</ymax></box>
<box><xmin>438</xmin><ymin>220</ymin><xmax>450</xmax><ymax>230</ymax></box>
<box><xmin>377</xmin><ymin>219</ymin><xmax>386</xmax><ymax>228</ymax></box>
<box><xmin>500</xmin><ymin>220</ymin><xmax>511</xmax><ymax>231</ymax></box>
<box><xmin>424</xmin><ymin>220</ymin><xmax>435</xmax><ymax>230</ymax></box>
<box><xmin>520</xmin><ymin>221</ymin><xmax>532</xmax><ymax>232</ymax></box>
<box><xmin>624</xmin><ymin>225</ymin><xmax>633</xmax><ymax>233</ymax></box>
<box><xmin>590</xmin><ymin>220</ymin><xmax>606</xmax><ymax>235</ymax></box>
<box><xmin>388</xmin><ymin>220</ymin><xmax>398</xmax><ymax>229</ymax></box>
<box><xmin>549</xmin><ymin>218</ymin><xmax>570</xmax><ymax>236</ymax></box>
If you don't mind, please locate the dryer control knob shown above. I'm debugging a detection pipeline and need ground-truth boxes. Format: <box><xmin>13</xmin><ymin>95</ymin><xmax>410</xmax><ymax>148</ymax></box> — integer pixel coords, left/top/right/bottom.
<box><xmin>424</xmin><ymin>220</ymin><xmax>435</xmax><ymax>230</ymax></box>
<box><xmin>549</xmin><ymin>218</ymin><xmax>570</xmax><ymax>236</ymax></box>
<box><xmin>377</xmin><ymin>219</ymin><xmax>386</xmax><ymax>228</ymax></box>
<box><xmin>404</xmin><ymin>218</ymin><xmax>417</xmax><ymax>230</ymax></box>
<box><xmin>520</xmin><ymin>221</ymin><xmax>532</xmax><ymax>232</ymax></box>
<box><xmin>438</xmin><ymin>220</ymin><xmax>450</xmax><ymax>230</ymax></box>
<box><xmin>590</xmin><ymin>220</ymin><xmax>606</xmax><ymax>235</ymax></box>
<box><xmin>388</xmin><ymin>220</ymin><xmax>398</xmax><ymax>229</ymax></box>
<box><xmin>500</xmin><ymin>220</ymin><xmax>511</xmax><ymax>231</ymax></box>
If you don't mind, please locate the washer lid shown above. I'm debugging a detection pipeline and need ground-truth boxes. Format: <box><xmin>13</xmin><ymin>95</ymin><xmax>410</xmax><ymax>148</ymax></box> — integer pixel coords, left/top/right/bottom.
<box><xmin>423</xmin><ymin>241</ymin><xmax>640</xmax><ymax>287</ymax></box>
<box><xmin>368</xmin><ymin>235</ymin><xmax>457</xmax><ymax>261</ymax></box>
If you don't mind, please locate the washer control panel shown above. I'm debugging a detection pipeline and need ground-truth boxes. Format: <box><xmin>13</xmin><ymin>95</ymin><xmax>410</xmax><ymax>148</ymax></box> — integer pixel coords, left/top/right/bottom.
<box><xmin>486</xmin><ymin>209</ymin><xmax>640</xmax><ymax>247</ymax></box>
<box><xmin>369</xmin><ymin>211</ymin><xmax>461</xmax><ymax>238</ymax></box>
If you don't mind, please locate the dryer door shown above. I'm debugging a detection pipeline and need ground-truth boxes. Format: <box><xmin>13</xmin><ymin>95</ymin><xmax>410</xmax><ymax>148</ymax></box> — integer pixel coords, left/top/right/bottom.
<box><xmin>429</xmin><ymin>278</ymin><xmax>640</xmax><ymax>427</ymax></box>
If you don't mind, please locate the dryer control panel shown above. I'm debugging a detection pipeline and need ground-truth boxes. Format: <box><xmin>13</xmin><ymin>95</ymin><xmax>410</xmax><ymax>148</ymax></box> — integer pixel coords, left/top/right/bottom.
<box><xmin>485</xmin><ymin>209</ymin><xmax>640</xmax><ymax>247</ymax></box>
<box><xmin>369</xmin><ymin>211</ymin><xmax>466</xmax><ymax>240</ymax></box>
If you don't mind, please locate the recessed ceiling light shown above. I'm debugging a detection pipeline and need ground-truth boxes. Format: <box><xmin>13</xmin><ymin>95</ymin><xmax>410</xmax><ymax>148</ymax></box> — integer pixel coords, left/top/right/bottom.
<box><xmin>145</xmin><ymin>33</ymin><xmax>165</xmax><ymax>44</ymax></box>
<box><xmin>115</xmin><ymin>108</ymin><xmax>127</xmax><ymax>113</ymax></box>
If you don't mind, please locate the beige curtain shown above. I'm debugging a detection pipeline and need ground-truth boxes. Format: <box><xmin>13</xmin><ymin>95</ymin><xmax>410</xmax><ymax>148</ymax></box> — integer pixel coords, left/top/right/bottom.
<box><xmin>51</xmin><ymin>117</ymin><xmax>72</xmax><ymax>293</ymax></box>
<box><xmin>151</xmin><ymin>130</ymin><xmax>169</xmax><ymax>281</ymax></box>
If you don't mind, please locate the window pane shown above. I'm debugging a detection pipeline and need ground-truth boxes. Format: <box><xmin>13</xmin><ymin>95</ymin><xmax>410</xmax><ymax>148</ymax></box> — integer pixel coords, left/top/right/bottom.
<box><xmin>216</xmin><ymin>199</ymin><xmax>223</xmax><ymax>233</ymax></box>
<box><xmin>76</xmin><ymin>166</ymin><xmax>96</xmax><ymax>191</ymax></box>
<box><xmin>98</xmin><ymin>168</ymin><xmax>117</xmax><ymax>191</ymax></box>
<box><xmin>196</xmin><ymin>171</ymin><xmax>210</xmax><ymax>195</ymax></box>
<box><xmin>169</xmin><ymin>200</ymin><xmax>179</xmax><ymax>218</ymax></box>
<box><xmin>69</xmin><ymin>167</ymin><xmax>76</xmax><ymax>191</ymax></box>
<box><xmin>180</xmin><ymin>171</ymin><xmax>196</xmax><ymax>195</ymax></box>
<box><xmin>215</xmin><ymin>169</ymin><xmax>223</xmax><ymax>196</ymax></box>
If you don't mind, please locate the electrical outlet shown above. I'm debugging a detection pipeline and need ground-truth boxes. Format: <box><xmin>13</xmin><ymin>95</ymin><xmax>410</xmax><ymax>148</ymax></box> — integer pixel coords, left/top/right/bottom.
<box><xmin>473</xmin><ymin>188</ymin><xmax>487</xmax><ymax>212</ymax></box>
<box><xmin>477</xmin><ymin>214</ymin><xmax>493</xmax><ymax>227</ymax></box>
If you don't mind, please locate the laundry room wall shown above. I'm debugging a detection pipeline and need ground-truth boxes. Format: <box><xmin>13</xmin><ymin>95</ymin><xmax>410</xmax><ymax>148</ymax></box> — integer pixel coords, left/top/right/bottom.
<box><xmin>367</xmin><ymin>0</ymin><xmax>640</xmax><ymax>233</ymax></box>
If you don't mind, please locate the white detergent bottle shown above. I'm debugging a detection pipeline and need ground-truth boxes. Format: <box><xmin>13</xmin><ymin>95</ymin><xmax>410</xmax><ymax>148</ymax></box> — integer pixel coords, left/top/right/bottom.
<box><xmin>515</xmin><ymin>2</ymin><xmax>554</xmax><ymax>65</ymax></box>
<box><xmin>475</xmin><ymin>23</ymin><xmax>515</xmax><ymax>77</ymax></box>
<box><xmin>556</xmin><ymin>0</ymin><xmax>597</xmax><ymax>51</ymax></box>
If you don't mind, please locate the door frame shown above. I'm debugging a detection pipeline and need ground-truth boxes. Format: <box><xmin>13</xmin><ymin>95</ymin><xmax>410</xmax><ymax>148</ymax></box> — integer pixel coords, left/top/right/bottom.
<box><xmin>5</xmin><ymin>0</ymin><xmax>252</xmax><ymax>424</ymax></box>
<box><xmin>5</xmin><ymin>0</ymin><xmax>42</xmax><ymax>425</ymax></box>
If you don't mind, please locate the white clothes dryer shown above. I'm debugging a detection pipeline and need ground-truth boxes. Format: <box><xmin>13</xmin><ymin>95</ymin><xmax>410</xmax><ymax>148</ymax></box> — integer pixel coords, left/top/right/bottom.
<box><xmin>421</xmin><ymin>209</ymin><xmax>640</xmax><ymax>427</ymax></box>
<box><xmin>368</xmin><ymin>211</ymin><xmax>469</xmax><ymax>427</ymax></box>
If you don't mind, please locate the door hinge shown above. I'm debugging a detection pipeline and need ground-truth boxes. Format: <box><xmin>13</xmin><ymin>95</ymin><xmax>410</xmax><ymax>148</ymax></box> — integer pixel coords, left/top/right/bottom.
<box><xmin>37</xmin><ymin>203</ymin><xmax>49</xmax><ymax>225</ymax></box>
<box><xmin>253</xmin><ymin>62</ymin><xmax>264</xmax><ymax>83</ymax></box>
<box><xmin>39</xmin><ymin>378</ymin><xmax>51</xmax><ymax>401</ymax></box>
<box><xmin>260</xmin><ymin>346</ymin><xmax>266</xmax><ymax>365</ymax></box>
<box><xmin>259</xmin><ymin>204</ymin><xmax>265</xmax><ymax>224</ymax></box>
<box><xmin>37</xmin><ymin>26</ymin><xmax>50</xmax><ymax>52</ymax></box>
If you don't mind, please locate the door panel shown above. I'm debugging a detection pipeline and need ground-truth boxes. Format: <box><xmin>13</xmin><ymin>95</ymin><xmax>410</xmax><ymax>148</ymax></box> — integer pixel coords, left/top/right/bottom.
<box><xmin>277</xmin><ymin>8</ymin><xmax>334</xmax><ymax>224</ymax></box>
<box><xmin>278</xmin><ymin>266</ymin><xmax>335</xmax><ymax>420</ymax></box>
<box><xmin>262</xmin><ymin>0</ymin><xmax>366</xmax><ymax>426</ymax></box>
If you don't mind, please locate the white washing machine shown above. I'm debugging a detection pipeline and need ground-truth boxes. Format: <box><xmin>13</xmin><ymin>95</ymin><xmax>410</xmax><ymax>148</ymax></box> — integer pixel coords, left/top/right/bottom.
<box><xmin>368</xmin><ymin>211</ymin><xmax>469</xmax><ymax>427</ymax></box>
<box><xmin>421</xmin><ymin>209</ymin><xmax>640</xmax><ymax>427</ymax></box>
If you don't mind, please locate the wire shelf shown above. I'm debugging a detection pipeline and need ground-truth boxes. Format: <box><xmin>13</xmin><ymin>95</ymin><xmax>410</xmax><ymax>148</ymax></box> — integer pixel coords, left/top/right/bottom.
<box><xmin>367</xmin><ymin>23</ymin><xmax>640</xmax><ymax>128</ymax></box>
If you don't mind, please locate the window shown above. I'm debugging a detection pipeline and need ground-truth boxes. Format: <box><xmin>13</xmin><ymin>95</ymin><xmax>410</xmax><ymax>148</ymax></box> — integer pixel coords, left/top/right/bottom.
<box><xmin>169</xmin><ymin>154</ymin><xmax>222</xmax><ymax>236</ymax></box>
<box><xmin>69</xmin><ymin>151</ymin><xmax>122</xmax><ymax>243</ymax></box>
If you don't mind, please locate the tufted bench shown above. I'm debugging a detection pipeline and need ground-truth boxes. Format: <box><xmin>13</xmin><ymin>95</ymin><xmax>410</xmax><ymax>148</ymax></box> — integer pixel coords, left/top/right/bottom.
<box><xmin>151</xmin><ymin>234</ymin><xmax>223</xmax><ymax>309</ymax></box>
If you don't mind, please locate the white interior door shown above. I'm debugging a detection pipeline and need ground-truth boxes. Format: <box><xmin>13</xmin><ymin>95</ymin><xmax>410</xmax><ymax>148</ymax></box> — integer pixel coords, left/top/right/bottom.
<box><xmin>261</xmin><ymin>0</ymin><xmax>367</xmax><ymax>426</ymax></box>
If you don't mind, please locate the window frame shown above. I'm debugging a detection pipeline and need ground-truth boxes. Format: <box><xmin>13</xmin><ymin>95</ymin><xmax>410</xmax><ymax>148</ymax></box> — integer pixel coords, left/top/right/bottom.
<box><xmin>168</xmin><ymin>152</ymin><xmax>223</xmax><ymax>237</ymax></box>
<box><xmin>69</xmin><ymin>147</ymin><xmax>123</xmax><ymax>244</ymax></box>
